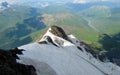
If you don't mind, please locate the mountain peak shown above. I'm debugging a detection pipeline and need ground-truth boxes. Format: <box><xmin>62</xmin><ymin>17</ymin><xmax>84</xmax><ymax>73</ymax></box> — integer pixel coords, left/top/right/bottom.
<box><xmin>39</xmin><ymin>26</ymin><xmax>73</xmax><ymax>47</ymax></box>
<box><xmin>15</xmin><ymin>26</ymin><xmax>120</xmax><ymax>75</ymax></box>
<box><xmin>49</xmin><ymin>26</ymin><xmax>68</xmax><ymax>40</ymax></box>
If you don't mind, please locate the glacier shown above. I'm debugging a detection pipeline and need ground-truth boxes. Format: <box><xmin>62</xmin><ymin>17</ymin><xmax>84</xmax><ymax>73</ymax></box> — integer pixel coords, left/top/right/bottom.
<box><xmin>17</xmin><ymin>26</ymin><xmax>120</xmax><ymax>75</ymax></box>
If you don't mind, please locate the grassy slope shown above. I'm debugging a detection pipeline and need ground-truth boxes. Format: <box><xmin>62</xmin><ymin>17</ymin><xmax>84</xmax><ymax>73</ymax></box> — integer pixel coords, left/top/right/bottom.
<box><xmin>79</xmin><ymin>6</ymin><xmax>120</xmax><ymax>35</ymax></box>
<box><xmin>0</xmin><ymin>6</ymin><xmax>32</xmax><ymax>32</ymax></box>
<box><xmin>0</xmin><ymin>4</ymin><xmax>120</xmax><ymax>50</ymax></box>
<box><xmin>0</xmin><ymin>6</ymin><xmax>46</xmax><ymax>49</ymax></box>
<box><xmin>0</xmin><ymin>6</ymin><xmax>30</xmax><ymax>49</ymax></box>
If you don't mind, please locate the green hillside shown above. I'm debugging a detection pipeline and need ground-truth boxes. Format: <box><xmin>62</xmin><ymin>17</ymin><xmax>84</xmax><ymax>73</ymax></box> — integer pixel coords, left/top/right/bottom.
<box><xmin>0</xmin><ymin>6</ymin><xmax>46</xmax><ymax>49</ymax></box>
<box><xmin>0</xmin><ymin>6</ymin><xmax>32</xmax><ymax>32</ymax></box>
<box><xmin>79</xmin><ymin>5</ymin><xmax>120</xmax><ymax>35</ymax></box>
<box><xmin>0</xmin><ymin>3</ymin><xmax>120</xmax><ymax>51</ymax></box>
<box><xmin>80</xmin><ymin>6</ymin><xmax>111</xmax><ymax>18</ymax></box>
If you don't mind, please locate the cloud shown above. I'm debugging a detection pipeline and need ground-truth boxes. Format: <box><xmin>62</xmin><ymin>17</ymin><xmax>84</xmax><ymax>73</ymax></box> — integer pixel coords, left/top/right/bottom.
<box><xmin>0</xmin><ymin>0</ymin><xmax>19</xmax><ymax>4</ymax></box>
<box><xmin>0</xmin><ymin>0</ymin><xmax>71</xmax><ymax>4</ymax></box>
<box><xmin>0</xmin><ymin>0</ymin><xmax>120</xmax><ymax>4</ymax></box>
<box><xmin>0</xmin><ymin>0</ymin><xmax>38</xmax><ymax>4</ymax></box>
<box><xmin>73</xmin><ymin>0</ymin><xmax>120</xmax><ymax>3</ymax></box>
<box><xmin>73</xmin><ymin>0</ymin><xmax>97</xmax><ymax>3</ymax></box>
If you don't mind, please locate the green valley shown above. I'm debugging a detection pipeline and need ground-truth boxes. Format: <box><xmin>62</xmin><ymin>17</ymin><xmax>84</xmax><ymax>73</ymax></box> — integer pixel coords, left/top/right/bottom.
<box><xmin>0</xmin><ymin>2</ymin><xmax>120</xmax><ymax>52</ymax></box>
<box><xmin>0</xmin><ymin>5</ymin><xmax>46</xmax><ymax>49</ymax></box>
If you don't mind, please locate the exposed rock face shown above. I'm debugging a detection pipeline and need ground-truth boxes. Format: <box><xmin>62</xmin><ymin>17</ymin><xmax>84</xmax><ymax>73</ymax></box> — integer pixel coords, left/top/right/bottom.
<box><xmin>50</xmin><ymin>26</ymin><xmax>69</xmax><ymax>41</ymax></box>
<box><xmin>0</xmin><ymin>48</ymin><xmax>37</xmax><ymax>75</ymax></box>
<box><xmin>80</xmin><ymin>42</ymin><xmax>97</xmax><ymax>57</ymax></box>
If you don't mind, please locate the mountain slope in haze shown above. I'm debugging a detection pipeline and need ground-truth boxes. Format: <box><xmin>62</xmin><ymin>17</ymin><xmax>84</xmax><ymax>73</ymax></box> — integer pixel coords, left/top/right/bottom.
<box><xmin>17</xmin><ymin>26</ymin><xmax>120</xmax><ymax>75</ymax></box>
<box><xmin>78</xmin><ymin>5</ymin><xmax>120</xmax><ymax>34</ymax></box>
<box><xmin>0</xmin><ymin>5</ymin><xmax>46</xmax><ymax>49</ymax></box>
<box><xmin>66</xmin><ymin>2</ymin><xmax>120</xmax><ymax>35</ymax></box>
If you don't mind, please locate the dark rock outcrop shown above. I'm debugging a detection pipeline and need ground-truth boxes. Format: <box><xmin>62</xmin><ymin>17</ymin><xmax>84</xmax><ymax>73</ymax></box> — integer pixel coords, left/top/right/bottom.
<box><xmin>46</xmin><ymin>36</ymin><xmax>59</xmax><ymax>47</ymax></box>
<box><xmin>0</xmin><ymin>48</ymin><xmax>37</xmax><ymax>75</ymax></box>
<box><xmin>80</xmin><ymin>41</ymin><xmax>97</xmax><ymax>58</ymax></box>
<box><xmin>50</xmin><ymin>26</ymin><xmax>69</xmax><ymax>41</ymax></box>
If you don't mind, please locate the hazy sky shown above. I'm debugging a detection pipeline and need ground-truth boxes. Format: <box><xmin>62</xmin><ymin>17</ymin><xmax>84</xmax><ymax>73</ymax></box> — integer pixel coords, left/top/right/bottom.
<box><xmin>0</xmin><ymin>0</ymin><xmax>17</xmax><ymax>3</ymax></box>
<box><xmin>74</xmin><ymin>0</ymin><xmax>120</xmax><ymax>3</ymax></box>
<box><xmin>0</xmin><ymin>0</ymin><xmax>120</xmax><ymax>4</ymax></box>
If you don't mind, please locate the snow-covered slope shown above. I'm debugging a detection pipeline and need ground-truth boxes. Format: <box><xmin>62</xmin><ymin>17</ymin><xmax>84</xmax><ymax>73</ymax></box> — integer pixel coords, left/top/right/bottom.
<box><xmin>17</xmin><ymin>26</ymin><xmax>120</xmax><ymax>75</ymax></box>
